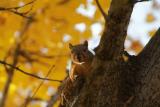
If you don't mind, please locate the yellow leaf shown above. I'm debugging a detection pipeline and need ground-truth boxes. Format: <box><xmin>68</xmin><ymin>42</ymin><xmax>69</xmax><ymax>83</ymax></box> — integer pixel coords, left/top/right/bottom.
<box><xmin>146</xmin><ymin>13</ymin><xmax>156</xmax><ymax>23</ymax></box>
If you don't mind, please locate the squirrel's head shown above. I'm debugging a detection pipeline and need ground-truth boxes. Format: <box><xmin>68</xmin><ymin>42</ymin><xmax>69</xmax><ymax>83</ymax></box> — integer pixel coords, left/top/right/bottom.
<box><xmin>69</xmin><ymin>41</ymin><xmax>89</xmax><ymax>64</ymax></box>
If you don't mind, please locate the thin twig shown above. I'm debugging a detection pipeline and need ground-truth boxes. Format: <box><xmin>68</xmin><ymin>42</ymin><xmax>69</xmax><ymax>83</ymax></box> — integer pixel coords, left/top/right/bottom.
<box><xmin>57</xmin><ymin>0</ymin><xmax>71</xmax><ymax>5</ymax></box>
<box><xmin>136</xmin><ymin>0</ymin><xmax>151</xmax><ymax>2</ymax></box>
<box><xmin>132</xmin><ymin>0</ymin><xmax>151</xmax><ymax>4</ymax></box>
<box><xmin>0</xmin><ymin>60</ymin><xmax>62</xmax><ymax>82</ymax></box>
<box><xmin>5</xmin><ymin>0</ymin><xmax>36</xmax><ymax>10</ymax></box>
<box><xmin>46</xmin><ymin>92</ymin><xmax>59</xmax><ymax>107</ymax></box>
<box><xmin>0</xmin><ymin>0</ymin><xmax>36</xmax><ymax>19</ymax></box>
<box><xmin>22</xmin><ymin>92</ymin><xmax>45</xmax><ymax>107</ymax></box>
<box><xmin>31</xmin><ymin>65</ymin><xmax>56</xmax><ymax>98</ymax></box>
<box><xmin>46</xmin><ymin>50</ymin><xmax>64</xmax><ymax>107</ymax></box>
<box><xmin>95</xmin><ymin>0</ymin><xmax>107</xmax><ymax>20</ymax></box>
<box><xmin>7</xmin><ymin>9</ymin><xmax>33</xmax><ymax>19</ymax></box>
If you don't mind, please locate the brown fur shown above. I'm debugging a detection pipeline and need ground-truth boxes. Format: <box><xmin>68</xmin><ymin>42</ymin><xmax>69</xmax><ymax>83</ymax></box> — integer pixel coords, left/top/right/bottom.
<box><xmin>69</xmin><ymin>41</ymin><xmax>94</xmax><ymax>81</ymax></box>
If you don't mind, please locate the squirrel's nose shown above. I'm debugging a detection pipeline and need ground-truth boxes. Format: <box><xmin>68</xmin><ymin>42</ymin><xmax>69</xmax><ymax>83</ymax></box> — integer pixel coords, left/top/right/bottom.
<box><xmin>77</xmin><ymin>54</ymin><xmax>81</xmax><ymax>62</ymax></box>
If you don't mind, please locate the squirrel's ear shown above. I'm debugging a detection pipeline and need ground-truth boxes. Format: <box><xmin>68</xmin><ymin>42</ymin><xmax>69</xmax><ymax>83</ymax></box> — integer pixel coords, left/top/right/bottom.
<box><xmin>83</xmin><ymin>40</ymin><xmax>88</xmax><ymax>47</ymax></box>
<box><xmin>69</xmin><ymin>43</ymin><xmax>73</xmax><ymax>49</ymax></box>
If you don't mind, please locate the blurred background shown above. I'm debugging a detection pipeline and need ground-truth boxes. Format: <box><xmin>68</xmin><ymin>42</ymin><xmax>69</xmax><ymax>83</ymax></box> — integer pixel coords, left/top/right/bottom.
<box><xmin>0</xmin><ymin>0</ymin><xmax>159</xmax><ymax>107</ymax></box>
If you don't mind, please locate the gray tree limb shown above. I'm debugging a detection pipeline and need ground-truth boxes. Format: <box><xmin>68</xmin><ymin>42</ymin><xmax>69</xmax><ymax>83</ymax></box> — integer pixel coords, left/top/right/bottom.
<box><xmin>132</xmin><ymin>28</ymin><xmax>160</xmax><ymax>106</ymax></box>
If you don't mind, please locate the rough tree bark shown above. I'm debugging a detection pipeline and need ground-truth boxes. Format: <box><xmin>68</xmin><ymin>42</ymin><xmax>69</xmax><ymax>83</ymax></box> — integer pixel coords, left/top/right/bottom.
<box><xmin>58</xmin><ymin>0</ymin><xmax>160</xmax><ymax>107</ymax></box>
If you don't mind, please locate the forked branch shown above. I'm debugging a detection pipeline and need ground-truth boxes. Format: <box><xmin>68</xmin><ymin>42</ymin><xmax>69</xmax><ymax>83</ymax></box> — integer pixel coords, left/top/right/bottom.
<box><xmin>0</xmin><ymin>0</ymin><xmax>36</xmax><ymax>19</ymax></box>
<box><xmin>95</xmin><ymin>0</ymin><xmax>134</xmax><ymax>60</ymax></box>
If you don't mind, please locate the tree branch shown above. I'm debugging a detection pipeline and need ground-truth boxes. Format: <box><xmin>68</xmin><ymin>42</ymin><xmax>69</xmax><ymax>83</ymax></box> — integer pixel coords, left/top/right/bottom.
<box><xmin>0</xmin><ymin>0</ymin><xmax>36</xmax><ymax>19</ymax></box>
<box><xmin>47</xmin><ymin>92</ymin><xmax>59</xmax><ymax>107</ymax></box>
<box><xmin>0</xmin><ymin>44</ymin><xmax>20</xmax><ymax>107</ymax></box>
<box><xmin>0</xmin><ymin>9</ymin><xmax>35</xmax><ymax>107</ymax></box>
<box><xmin>57</xmin><ymin>0</ymin><xmax>71</xmax><ymax>5</ymax></box>
<box><xmin>59</xmin><ymin>0</ymin><xmax>136</xmax><ymax>106</ymax></box>
<box><xmin>58</xmin><ymin>0</ymin><xmax>159</xmax><ymax>106</ymax></box>
<box><xmin>95</xmin><ymin>0</ymin><xmax>108</xmax><ymax>20</ymax></box>
<box><xmin>137</xmin><ymin>27</ymin><xmax>160</xmax><ymax>72</ymax></box>
<box><xmin>95</xmin><ymin>0</ymin><xmax>134</xmax><ymax>60</ymax></box>
<box><xmin>31</xmin><ymin>65</ymin><xmax>56</xmax><ymax>99</ymax></box>
<box><xmin>3</xmin><ymin>0</ymin><xmax>36</xmax><ymax>10</ymax></box>
<box><xmin>0</xmin><ymin>60</ymin><xmax>62</xmax><ymax>82</ymax></box>
<box><xmin>135</xmin><ymin>0</ymin><xmax>151</xmax><ymax>3</ymax></box>
<box><xmin>0</xmin><ymin>71</ymin><xmax>14</xmax><ymax>107</ymax></box>
<box><xmin>7</xmin><ymin>9</ymin><xmax>33</xmax><ymax>19</ymax></box>
<box><xmin>132</xmin><ymin>27</ymin><xmax>160</xmax><ymax>106</ymax></box>
<box><xmin>22</xmin><ymin>96</ymin><xmax>45</xmax><ymax>107</ymax></box>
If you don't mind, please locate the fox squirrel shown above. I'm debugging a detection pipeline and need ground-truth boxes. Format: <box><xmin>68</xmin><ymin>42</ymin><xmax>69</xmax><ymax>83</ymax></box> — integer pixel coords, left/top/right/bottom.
<box><xmin>58</xmin><ymin>41</ymin><xmax>93</xmax><ymax>106</ymax></box>
<box><xmin>69</xmin><ymin>40</ymin><xmax>94</xmax><ymax>81</ymax></box>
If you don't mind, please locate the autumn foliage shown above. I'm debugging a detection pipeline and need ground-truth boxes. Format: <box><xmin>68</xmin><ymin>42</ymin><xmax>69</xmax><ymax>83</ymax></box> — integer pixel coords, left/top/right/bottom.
<box><xmin>0</xmin><ymin>0</ymin><xmax>159</xmax><ymax>107</ymax></box>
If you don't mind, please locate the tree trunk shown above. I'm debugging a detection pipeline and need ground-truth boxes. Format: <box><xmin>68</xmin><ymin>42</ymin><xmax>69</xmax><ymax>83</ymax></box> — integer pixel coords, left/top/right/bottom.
<box><xmin>58</xmin><ymin>0</ymin><xmax>160</xmax><ymax>107</ymax></box>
